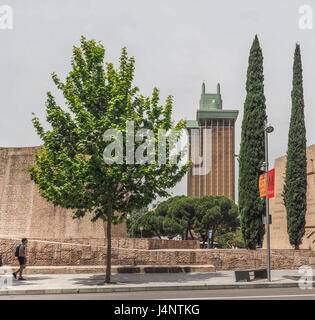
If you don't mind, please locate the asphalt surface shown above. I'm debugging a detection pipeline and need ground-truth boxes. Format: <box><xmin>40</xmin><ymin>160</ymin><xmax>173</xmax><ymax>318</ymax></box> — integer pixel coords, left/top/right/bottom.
<box><xmin>1</xmin><ymin>287</ymin><xmax>315</xmax><ymax>300</ymax></box>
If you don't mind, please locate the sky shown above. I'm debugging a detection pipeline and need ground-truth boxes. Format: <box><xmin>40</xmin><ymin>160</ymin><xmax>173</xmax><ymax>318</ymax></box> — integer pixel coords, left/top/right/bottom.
<box><xmin>0</xmin><ymin>0</ymin><xmax>314</xmax><ymax>202</ymax></box>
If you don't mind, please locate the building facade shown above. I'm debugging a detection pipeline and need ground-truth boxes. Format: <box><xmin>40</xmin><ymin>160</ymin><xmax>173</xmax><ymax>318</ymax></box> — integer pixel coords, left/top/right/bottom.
<box><xmin>186</xmin><ymin>83</ymin><xmax>238</xmax><ymax>200</ymax></box>
<box><xmin>0</xmin><ymin>146</ymin><xmax>126</xmax><ymax>240</ymax></box>
<box><xmin>263</xmin><ymin>144</ymin><xmax>315</xmax><ymax>249</ymax></box>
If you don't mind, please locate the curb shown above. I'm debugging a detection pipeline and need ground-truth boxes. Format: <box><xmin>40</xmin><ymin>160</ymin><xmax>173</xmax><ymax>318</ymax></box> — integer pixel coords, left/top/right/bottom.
<box><xmin>0</xmin><ymin>281</ymin><xmax>300</xmax><ymax>296</ymax></box>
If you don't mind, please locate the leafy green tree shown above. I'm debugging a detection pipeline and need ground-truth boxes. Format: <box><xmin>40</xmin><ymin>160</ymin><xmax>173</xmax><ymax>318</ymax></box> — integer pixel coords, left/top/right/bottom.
<box><xmin>283</xmin><ymin>44</ymin><xmax>307</xmax><ymax>250</ymax></box>
<box><xmin>167</xmin><ymin>196</ymin><xmax>199</xmax><ymax>240</ymax></box>
<box><xmin>215</xmin><ymin>229</ymin><xmax>245</xmax><ymax>249</ymax></box>
<box><xmin>129</xmin><ymin>196</ymin><xmax>199</xmax><ymax>240</ymax></box>
<box><xmin>155</xmin><ymin>196</ymin><xmax>186</xmax><ymax>239</ymax></box>
<box><xmin>126</xmin><ymin>207</ymin><xmax>151</xmax><ymax>238</ymax></box>
<box><xmin>29</xmin><ymin>36</ymin><xmax>189</xmax><ymax>282</ymax></box>
<box><xmin>129</xmin><ymin>209</ymin><xmax>166</xmax><ymax>239</ymax></box>
<box><xmin>130</xmin><ymin>195</ymin><xmax>239</xmax><ymax>245</ymax></box>
<box><xmin>194</xmin><ymin>196</ymin><xmax>239</xmax><ymax>248</ymax></box>
<box><xmin>130</xmin><ymin>196</ymin><xmax>186</xmax><ymax>239</ymax></box>
<box><xmin>238</xmin><ymin>35</ymin><xmax>267</xmax><ymax>249</ymax></box>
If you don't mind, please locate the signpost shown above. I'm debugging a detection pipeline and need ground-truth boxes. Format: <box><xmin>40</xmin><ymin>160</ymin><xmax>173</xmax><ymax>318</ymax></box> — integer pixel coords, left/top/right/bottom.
<box><xmin>208</xmin><ymin>230</ymin><xmax>212</xmax><ymax>249</ymax></box>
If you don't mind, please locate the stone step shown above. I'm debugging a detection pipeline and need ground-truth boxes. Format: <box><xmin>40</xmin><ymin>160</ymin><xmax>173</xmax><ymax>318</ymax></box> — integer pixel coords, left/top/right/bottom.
<box><xmin>3</xmin><ymin>265</ymin><xmax>215</xmax><ymax>275</ymax></box>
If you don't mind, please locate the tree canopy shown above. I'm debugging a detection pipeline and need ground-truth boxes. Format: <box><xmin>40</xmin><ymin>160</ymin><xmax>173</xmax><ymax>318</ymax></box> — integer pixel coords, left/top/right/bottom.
<box><xmin>283</xmin><ymin>44</ymin><xmax>307</xmax><ymax>250</ymax></box>
<box><xmin>194</xmin><ymin>196</ymin><xmax>239</xmax><ymax>248</ymax></box>
<box><xmin>128</xmin><ymin>195</ymin><xmax>239</xmax><ymax>247</ymax></box>
<box><xmin>30</xmin><ymin>36</ymin><xmax>189</xmax><ymax>282</ymax></box>
<box><xmin>238</xmin><ymin>35</ymin><xmax>267</xmax><ymax>249</ymax></box>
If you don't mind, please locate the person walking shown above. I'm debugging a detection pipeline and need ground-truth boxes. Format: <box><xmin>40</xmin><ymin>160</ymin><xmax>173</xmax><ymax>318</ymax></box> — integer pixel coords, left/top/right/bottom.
<box><xmin>12</xmin><ymin>238</ymin><xmax>28</xmax><ymax>280</ymax></box>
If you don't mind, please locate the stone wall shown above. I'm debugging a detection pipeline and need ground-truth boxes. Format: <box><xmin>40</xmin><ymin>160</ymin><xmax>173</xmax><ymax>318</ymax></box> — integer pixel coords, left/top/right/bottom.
<box><xmin>265</xmin><ymin>144</ymin><xmax>315</xmax><ymax>249</ymax></box>
<box><xmin>0</xmin><ymin>238</ymin><xmax>107</xmax><ymax>267</ymax></box>
<box><xmin>0</xmin><ymin>147</ymin><xmax>126</xmax><ymax>240</ymax></box>
<box><xmin>1</xmin><ymin>238</ymin><xmax>315</xmax><ymax>270</ymax></box>
<box><xmin>32</xmin><ymin>238</ymin><xmax>200</xmax><ymax>250</ymax></box>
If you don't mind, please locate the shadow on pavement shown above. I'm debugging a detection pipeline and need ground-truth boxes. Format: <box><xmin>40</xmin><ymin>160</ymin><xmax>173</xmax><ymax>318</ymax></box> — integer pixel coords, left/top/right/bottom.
<box><xmin>71</xmin><ymin>272</ymin><xmax>229</xmax><ymax>286</ymax></box>
<box><xmin>11</xmin><ymin>276</ymin><xmax>53</xmax><ymax>286</ymax></box>
<box><xmin>282</xmin><ymin>275</ymin><xmax>315</xmax><ymax>281</ymax></box>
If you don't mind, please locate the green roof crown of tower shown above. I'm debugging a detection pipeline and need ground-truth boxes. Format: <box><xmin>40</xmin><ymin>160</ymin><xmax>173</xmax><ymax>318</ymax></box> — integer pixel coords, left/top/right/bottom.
<box><xmin>200</xmin><ymin>82</ymin><xmax>222</xmax><ymax>110</ymax></box>
<box><xmin>186</xmin><ymin>82</ymin><xmax>239</xmax><ymax>129</ymax></box>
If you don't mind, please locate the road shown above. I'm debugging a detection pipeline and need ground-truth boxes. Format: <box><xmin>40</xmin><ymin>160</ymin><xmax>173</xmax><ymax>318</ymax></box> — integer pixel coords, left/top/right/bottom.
<box><xmin>1</xmin><ymin>287</ymin><xmax>315</xmax><ymax>300</ymax></box>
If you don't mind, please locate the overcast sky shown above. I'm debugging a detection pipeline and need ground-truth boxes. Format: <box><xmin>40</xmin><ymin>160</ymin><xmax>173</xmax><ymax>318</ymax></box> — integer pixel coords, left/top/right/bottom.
<box><xmin>1</xmin><ymin>0</ymin><xmax>314</xmax><ymax>201</ymax></box>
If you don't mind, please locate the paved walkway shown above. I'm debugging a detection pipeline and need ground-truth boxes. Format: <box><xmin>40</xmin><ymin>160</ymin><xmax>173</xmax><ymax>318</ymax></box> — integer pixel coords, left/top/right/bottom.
<box><xmin>0</xmin><ymin>269</ymin><xmax>311</xmax><ymax>296</ymax></box>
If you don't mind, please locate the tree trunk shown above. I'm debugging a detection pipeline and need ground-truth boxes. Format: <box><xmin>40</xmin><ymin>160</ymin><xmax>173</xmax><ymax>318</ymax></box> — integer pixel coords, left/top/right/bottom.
<box><xmin>185</xmin><ymin>228</ymin><xmax>188</xmax><ymax>240</ymax></box>
<box><xmin>105</xmin><ymin>202</ymin><xmax>113</xmax><ymax>283</ymax></box>
<box><xmin>189</xmin><ymin>229</ymin><xmax>194</xmax><ymax>240</ymax></box>
<box><xmin>202</xmin><ymin>235</ymin><xmax>207</xmax><ymax>249</ymax></box>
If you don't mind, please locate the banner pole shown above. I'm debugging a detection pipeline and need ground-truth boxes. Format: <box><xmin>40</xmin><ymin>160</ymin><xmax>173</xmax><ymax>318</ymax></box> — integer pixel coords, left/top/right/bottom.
<box><xmin>265</xmin><ymin>122</ymin><xmax>271</xmax><ymax>282</ymax></box>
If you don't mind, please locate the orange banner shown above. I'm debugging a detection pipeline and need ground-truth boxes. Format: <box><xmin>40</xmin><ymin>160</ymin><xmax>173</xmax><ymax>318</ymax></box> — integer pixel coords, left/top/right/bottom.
<box><xmin>259</xmin><ymin>169</ymin><xmax>275</xmax><ymax>199</ymax></box>
<box><xmin>259</xmin><ymin>174</ymin><xmax>266</xmax><ymax>198</ymax></box>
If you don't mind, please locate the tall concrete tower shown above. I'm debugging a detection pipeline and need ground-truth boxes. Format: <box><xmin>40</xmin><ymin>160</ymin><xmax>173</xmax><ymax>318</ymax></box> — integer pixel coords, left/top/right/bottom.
<box><xmin>186</xmin><ymin>83</ymin><xmax>238</xmax><ymax>200</ymax></box>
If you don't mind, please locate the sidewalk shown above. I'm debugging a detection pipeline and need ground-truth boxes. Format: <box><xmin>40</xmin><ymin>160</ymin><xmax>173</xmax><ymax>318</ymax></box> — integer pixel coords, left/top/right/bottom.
<box><xmin>0</xmin><ymin>269</ymin><xmax>309</xmax><ymax>296</ymax></box>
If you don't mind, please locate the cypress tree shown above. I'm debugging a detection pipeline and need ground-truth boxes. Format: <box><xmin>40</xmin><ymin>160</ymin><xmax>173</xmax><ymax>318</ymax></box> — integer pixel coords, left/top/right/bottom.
<box><xmin>239</xmin><ymin>35</ymin><xmax>267</xmax><ymax>249</ymax></box>
<box><xmin>283</xmin><ymin>44</ymin><xmax>307</xmax><ymax>250</ymax></box>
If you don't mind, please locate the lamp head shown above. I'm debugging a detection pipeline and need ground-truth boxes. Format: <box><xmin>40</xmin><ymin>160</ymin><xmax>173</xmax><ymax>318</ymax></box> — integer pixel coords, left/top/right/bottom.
<box><xmin>265</xmin><ymin>123</ymin><xmax>274</xmax><ymax>133</ymax></box>
<box><xmin>260</xmin><ymin>161</ymin><xmax>267</xmax><ymax>172</ymax></box>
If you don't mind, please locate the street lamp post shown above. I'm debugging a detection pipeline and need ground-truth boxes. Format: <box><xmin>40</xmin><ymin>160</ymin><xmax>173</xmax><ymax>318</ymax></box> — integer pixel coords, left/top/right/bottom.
<box><xmin>264</xmin><ymin>121</ymin><xmax>274</xmax><ymax>282</ymax></box>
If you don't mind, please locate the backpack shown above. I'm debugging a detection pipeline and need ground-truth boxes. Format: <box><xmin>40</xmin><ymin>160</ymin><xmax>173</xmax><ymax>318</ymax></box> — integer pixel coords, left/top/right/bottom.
<box><xmin>14</xmin><ymin>245</ymin><xmax>20</xmax><ymax>257</ymax></box>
